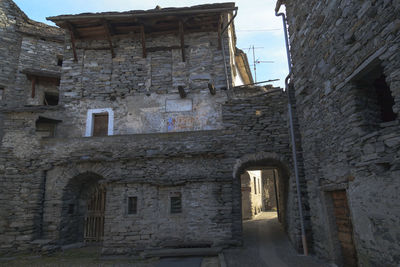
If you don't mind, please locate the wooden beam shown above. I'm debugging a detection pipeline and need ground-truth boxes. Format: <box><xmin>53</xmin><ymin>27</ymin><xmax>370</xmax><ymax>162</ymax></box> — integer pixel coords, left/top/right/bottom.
<box><xmin>218</xmin><ymin>15</ymin><xmax>223</xmax><ymax>50</ymax></box>
<box><xmin>140</xmin><ymin>26</ymin><xmax>146</xmax><ymax>58</ymax></box>
<box><xmin>31</xmin><ymin>77</ymin><xmax>37</xmax><ymax>98</ymax></box>
<box><xmin>102</xmin><ymin>19</ymin><xmax>115</xmax><ymax>58</ymax></box>
<box><xmin>146</xmin><ymin>45</ymin><xmax>188</xmax><ymax>52</ymax></box>
<box><xmin>179</xmin><ymin>21</ymin><xmax>185</xmax><ymax>62</ymax></box>
<box><xmin>66</xmin><ymin>22</ymin><xmax>78</xmax><ymax>62</ymax></box>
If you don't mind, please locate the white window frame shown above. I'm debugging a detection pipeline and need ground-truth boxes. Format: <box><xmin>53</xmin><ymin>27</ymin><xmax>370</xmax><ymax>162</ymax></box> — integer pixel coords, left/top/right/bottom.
<box><xmin>85</xmin><ymin>108</ymin><xmax>114</xmax><ymax>137</ymax></box>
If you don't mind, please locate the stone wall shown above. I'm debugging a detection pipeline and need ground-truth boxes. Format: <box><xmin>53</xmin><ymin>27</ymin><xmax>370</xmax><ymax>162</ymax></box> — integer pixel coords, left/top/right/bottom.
<box><xmin>57</xmin><ymin>30</ymin><xmax>232</xmax><ymax>137</ymax></box>
<box><xmin>262</xmin><ymin>169</ymin><xmax>277</xmax><ymax>211</ymax></box>
<box><xmin>0</xmin><ymin>86</ymin><xmax>306</xmax><ymax>254</ymax></box>
<box><xmin>241</xmin><ymin>170</ymin><xmax>263</xmax><ymax>220</ymax></box>
<box><xmin>284</xmin><ymin>0</ymin><xmax>400</xmax><ymax>265</ymax></box>
<box><xmin>0</xmin><ymin>0</ymin><xmax>311</xmax><ymax>256</ymax></box>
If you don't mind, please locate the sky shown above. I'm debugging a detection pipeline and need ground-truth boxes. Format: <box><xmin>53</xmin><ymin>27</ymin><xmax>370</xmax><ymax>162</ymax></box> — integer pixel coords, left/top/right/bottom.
<box><xmin>14</xmin><ymin>0</ymin><xmax>288</xmax><ymax>88</ymax></box>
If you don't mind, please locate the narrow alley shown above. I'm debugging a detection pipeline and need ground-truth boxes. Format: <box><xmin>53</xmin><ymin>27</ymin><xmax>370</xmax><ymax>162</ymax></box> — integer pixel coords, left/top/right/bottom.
<box><xmin>223</xmin><ymin>212</ymin><xmax>328</xmax><ymax>267</ymax></box>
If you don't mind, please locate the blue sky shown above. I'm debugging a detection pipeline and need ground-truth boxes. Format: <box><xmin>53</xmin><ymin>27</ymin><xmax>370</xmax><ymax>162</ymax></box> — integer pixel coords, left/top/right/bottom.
<box><xmin>14</xmin><ymin>0</ymin><xmax>288</xmax><ymax>88</ymax></box>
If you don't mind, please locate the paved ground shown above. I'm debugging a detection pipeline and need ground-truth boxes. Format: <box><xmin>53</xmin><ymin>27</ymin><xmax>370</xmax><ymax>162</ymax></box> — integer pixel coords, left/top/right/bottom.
<box><xmin>223</xmin><ymin>212</ymin><xmax>329</xmax><ymax>267</ymax></box>
<box><xmin>0</xmin><ymin>247</ymin><xmax>219</xmax><ymax>267</ymax></box>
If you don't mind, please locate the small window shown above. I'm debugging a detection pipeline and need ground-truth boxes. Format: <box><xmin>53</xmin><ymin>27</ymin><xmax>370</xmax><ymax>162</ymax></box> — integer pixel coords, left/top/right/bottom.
<box><xmin>0</xmin><ymin>87</ymin><xmax>4</xmax><ymax>100</ymax></box>
<box><xmin>36</xmin><ymin>117</ymin><xmax>60</xmax><ymax>137</ymax></box>
<box><xmin>354</xmin><ymin>64</ymin><xmax>397</xmax><ymax>128</ymax></box>
<box><xmin>128</xmin><ymin>197</ymin><xmax>137</xmax><ymax>214</ymax></box>
<box><xmin>68</xmin><ymin>204</ymin><xmax>75</xmax><ymax>214</ymax></box>
<box><xmin>373</xmin><ymin>75</ymin><xmax>396</xmax><ymax>122</ymax></box>
<box><xmin>85</xmin><ymin>108</ymin><xmax>114</xmax><ymax>137</ymax></box>
<box><xmin>93</xmin><ymin>113</ymin><xmax>109</xmax><ymax>137</ymax></box>
<box><xmin>170</xmin><ymin>195</ymin><xmax>182</xmax><ymax>214</ymax></box>
<box><xmin>43</xmin><ymin>92</ymin><xmax>59</xmax><ymax>106</ymax></box>
<box><xmin>253</xmin><ymin>177</ymin><xmax>257</xmax><ymax>194</ymax></box>
<box><xmin>57</xmin><ymin>55</ymin><xmax>63</xmax><ymax>66</ymax></box>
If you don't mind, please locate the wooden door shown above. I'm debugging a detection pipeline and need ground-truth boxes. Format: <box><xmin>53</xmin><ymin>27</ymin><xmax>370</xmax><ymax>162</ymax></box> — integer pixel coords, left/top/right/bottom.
<box><xmin>84</xmin><ymin>185</ymin><xmax>106</xmax><ymax>242</ymax></box>
<box><xmin>93</xmin><ymin>113</ymin><xmax>108</xmax><ymax>136</ymax></box>
<box><xmin>331</xmin><ymin>190</ymin><xmax>358</xmax><ymax>267</ymax></box>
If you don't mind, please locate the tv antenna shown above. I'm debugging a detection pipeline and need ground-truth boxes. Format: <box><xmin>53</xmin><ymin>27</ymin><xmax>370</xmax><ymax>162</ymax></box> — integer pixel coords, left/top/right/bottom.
<box><xmin>243</xmin><ymin>45</ymin><xmax>274</xmax><ymax>82</ymax></box>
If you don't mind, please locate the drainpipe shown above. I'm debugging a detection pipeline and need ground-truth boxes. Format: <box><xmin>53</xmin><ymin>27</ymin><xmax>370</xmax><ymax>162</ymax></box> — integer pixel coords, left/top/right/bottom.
<box><xmin>221</xmin><ymin>8</ymin><xmax>238</xmax><ymax>90</ymax></box>
<box><xmin>276</xmin><ymin>5</ymin><xmax>309</xmax><ymax>256</ymax></box>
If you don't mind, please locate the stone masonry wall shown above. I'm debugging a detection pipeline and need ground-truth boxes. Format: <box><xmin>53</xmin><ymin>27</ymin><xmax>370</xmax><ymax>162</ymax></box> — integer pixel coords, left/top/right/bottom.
<box><xmin>241</xmin><ymin>171</ymin><xmax>263</xmax><ymax>220</ymax></box>
<box><xmin>56</xmin><ymin>31</ymin><xmax>231</xmax><ymax>137</ymax></box>
<box><xmin>0</xmin><ymin>0</ymin><xmax>309</xmax><ymax>256</ymax></box>
<box><xmin>262</xmin><ymin>169</ymin><xmax>277</xmax><ymax>211</ymax></box>
<box><xmin>0</xmin><ymin>87</ymin><xmax>303</xmax><ymax>254</ymax></box>
<box><xmin>285</xmin><ymin>0</ymin><xmax>400</xmax><ymax>265</ymax></box>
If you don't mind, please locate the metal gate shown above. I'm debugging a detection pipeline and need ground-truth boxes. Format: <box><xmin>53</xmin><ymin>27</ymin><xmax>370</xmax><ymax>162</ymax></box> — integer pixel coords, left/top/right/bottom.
<box><xmin>84</xmin><ymin>184</ymin><xmax>106</xmax><ymax>242</ymax></box>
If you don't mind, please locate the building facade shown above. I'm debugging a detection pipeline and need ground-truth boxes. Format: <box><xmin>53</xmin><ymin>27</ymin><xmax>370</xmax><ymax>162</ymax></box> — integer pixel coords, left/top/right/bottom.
<box><xmin>0</xmin><ymin>0</ymin><xmax>311</xmax><ymax>256</ymax></box>
<box><xmin>280</xmin><ymin>0</ymin><xmax>400</xmax><ymax>266</ymax></box>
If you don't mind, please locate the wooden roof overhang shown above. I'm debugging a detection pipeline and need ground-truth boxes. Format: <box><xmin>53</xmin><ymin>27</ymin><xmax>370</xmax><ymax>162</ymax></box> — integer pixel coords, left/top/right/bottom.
<box><xmin>47</xmin><ymin>3</ymin><xmax>237</xmax><ymax>62</ymax></box>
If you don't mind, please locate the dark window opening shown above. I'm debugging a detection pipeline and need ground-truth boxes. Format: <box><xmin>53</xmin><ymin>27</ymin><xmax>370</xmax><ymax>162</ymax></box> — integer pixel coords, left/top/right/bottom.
<box><xmin>35</xmin><ymin>116</ymin><xmax>61</xmax><ymax>137</ymax></box>
<box><xmin>44</xmin><ymin>92</ymin><xmax>59</xmax><ymax>106</ymax></box>
<box><xmin>128</xmin><ymin>197</ymin><xmax>137</xmax><ymax>214</ymax></box>
<box><xmin>93</xmin><ymin>113</ymin><xmax>109</xmax><ymax>136</ymax></box>
<box><xmin>253</xmin><ymin>177</ymin><xmax>257</xmax><ymax>194</ymax></box>
<box><xmin>57</xmin><ymin>56</ymin><xmax>63</xmax><ymax>66</ymax></box>
<box><xmin>373</xmin><ymin>75</ymin><xmax>397</xmax><ymax>122</ymax></box>
<box><xmin>354</xmin><ymin>64</ymin><xmax>397</xmax><ymax>129</ymax></box>
<box><xmin>68</xmin><ymin>204</ymin><xmax>75</xmax><ymax>214</ymax></box>
<box><xmin>0</xmin><ymin>87</ymin><xmax>4</xmax><ymax>100</ymax></box>
<box><xmin>170</xmin><ymin>195</ymin><xmax>182</xmax><ymax>214</ymax></box>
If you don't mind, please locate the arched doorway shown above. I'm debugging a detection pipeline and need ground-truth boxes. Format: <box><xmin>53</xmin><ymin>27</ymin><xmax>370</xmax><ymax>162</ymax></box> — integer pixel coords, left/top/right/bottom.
<box><xmin>234</xmin><ymin>155</ymin><xmax>291</xmax><ymax>233</ymax></box>
<box><xmin>59</xmin><ymin>172</ymin><xmax>106</xmax><ymax>245</ymax></box>
<box><xmin>232</xmin><ymin>152</ymin><xmax>297</xmax><ymax>246</ymax></box>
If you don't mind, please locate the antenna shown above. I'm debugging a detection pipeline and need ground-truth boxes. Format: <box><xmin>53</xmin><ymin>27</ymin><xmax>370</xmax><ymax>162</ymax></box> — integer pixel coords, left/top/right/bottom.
<box><xmin>242</xmin><ymin>46</ymin><xmax>274</xmax><ymax>82</ymax></box>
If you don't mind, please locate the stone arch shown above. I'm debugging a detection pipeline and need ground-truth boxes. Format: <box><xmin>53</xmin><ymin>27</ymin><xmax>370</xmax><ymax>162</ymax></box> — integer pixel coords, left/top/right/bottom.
<box><xmin>231</xmin><ymin>151</ymin><xmax>294</xmax><ymax>245</ymax></box>
<box><xmin>59</xmin><ymin>171</ymin><xmax>104</xmax><ymax>245</ymax></box>
<box><xmin>42</xmin><ymin>163</ymin><xmax>112</xmax><ymax>242</ymax></box>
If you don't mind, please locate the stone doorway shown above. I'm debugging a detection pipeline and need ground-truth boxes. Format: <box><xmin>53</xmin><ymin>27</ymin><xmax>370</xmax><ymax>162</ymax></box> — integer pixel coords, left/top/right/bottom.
<box><xmin>59</xmin><ymin>172</ymin><xmax>105</xmax><ymax>245</ymax></box>
<box><xmin>329</xmin><ymin>190</ymin><xmax>358</xmax><ymax>267</ymax></box>
<box><xmin>233</xmin><ymin>153</ymin><xmax>292</xmax><ymax>248</ymax></box>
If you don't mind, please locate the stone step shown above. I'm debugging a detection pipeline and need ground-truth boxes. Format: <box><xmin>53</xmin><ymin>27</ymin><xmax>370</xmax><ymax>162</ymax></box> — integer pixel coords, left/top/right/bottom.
<box><xmin>143</xmin><ymin>247</ymin><xmax>223</xmax><ymax>258</ymax></box>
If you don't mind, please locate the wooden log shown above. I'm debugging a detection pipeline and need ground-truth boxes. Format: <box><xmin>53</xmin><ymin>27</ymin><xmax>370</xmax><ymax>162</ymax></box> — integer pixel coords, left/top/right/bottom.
<box><xmin>102</xmin><ymin>19</ymin><xmax>116</xmax><ymax>58</ymax></box>
<box><xmin>31</xmin><ymin>77</ymin><xmax>36</xmax><ymax>98</ymax></box>
<box><xmin>140</xmin><ymin>25</ymin><xmax>146</xmax><ymax>58</ymax></box>
<box><xmin>218</xmin><ymin>15</ymin><xmax>223</xmax><ymax>50</ymax></box>
<box><xmin>146</xmin><ymin>45</ymin><xmax>188</xmax><ymax>52</ymax></box>
<box><xmin>66</xmin><ymin>22</ymin><xmax>78</xmax><ymax>62</ymax></box>
<box><xmin>179</xmin><ymin>21</ymin><xmax>185</xmax><ymax>62</ymax></box>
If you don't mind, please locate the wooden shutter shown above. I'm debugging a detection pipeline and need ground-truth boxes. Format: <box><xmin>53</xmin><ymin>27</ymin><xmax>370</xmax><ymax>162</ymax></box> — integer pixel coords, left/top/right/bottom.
<box><xmin>93</xmin><ymin>113</ymin><xmax>108</xmax><ymax>136</ymax></box>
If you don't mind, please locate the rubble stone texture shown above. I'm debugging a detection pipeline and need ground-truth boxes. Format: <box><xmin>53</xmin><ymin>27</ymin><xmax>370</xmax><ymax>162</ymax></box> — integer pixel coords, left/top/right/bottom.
<box><xmin>284</xmin><ymin>0</ymin><xmax>400</xmax><ymax>266</ymax></box>
<box><xmin>0</xmin><ymin>0</ymin><xmax>311</xmax><ymax>256</ymax></box>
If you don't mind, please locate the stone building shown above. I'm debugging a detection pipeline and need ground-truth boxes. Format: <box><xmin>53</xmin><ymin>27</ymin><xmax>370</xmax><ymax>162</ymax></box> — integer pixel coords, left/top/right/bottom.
<box><xmin>240</xmin><ymin>170</ymin><xmax>263</xmax><ymax>220</ymax></box>
<box><xmin>0</xmin><ymin>0</ymin><xmax>311</xmax><ymax>256</ymax></box>
<box><xmin>278</xmin><ymin>0</ymin><xmax>400</xmax><ymax>266</ymax></box>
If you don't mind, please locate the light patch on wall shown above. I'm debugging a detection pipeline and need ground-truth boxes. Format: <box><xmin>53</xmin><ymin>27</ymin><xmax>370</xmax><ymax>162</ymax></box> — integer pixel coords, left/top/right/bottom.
<box><xmin>166</xmin><ymin>99</ymin><xmax>192</xmax><ymax>112</ymax></box>
<box><xmin>255</xmin><ymin>110</ymin><xmax>262</xmax><ymax>116</ymax></box>
<box><xmin>167</xmin><ymin>116</ymin><xmax>195</xmax><ymax>132</ymax></box>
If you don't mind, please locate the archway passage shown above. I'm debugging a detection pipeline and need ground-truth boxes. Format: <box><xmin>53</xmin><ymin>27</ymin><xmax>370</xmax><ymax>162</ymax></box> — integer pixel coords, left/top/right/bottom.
<box><xmin>240</xmin><ymin>169</ymin><xmax>280</xmax><ymax>222</ymax></box>
<box><xmin>59</xmin><ymin>172</ymin><xmax>105</xmax><ymax>245</ymax></box>
<box><xmin>234</xmin><ymin>155</ymin><xmax>291</xmax><ymax>232</ymax></box>
<box><xmin>226</xmin><ymin>156</ymin><xmax>323</xmax><ymax>266</ymax></box>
